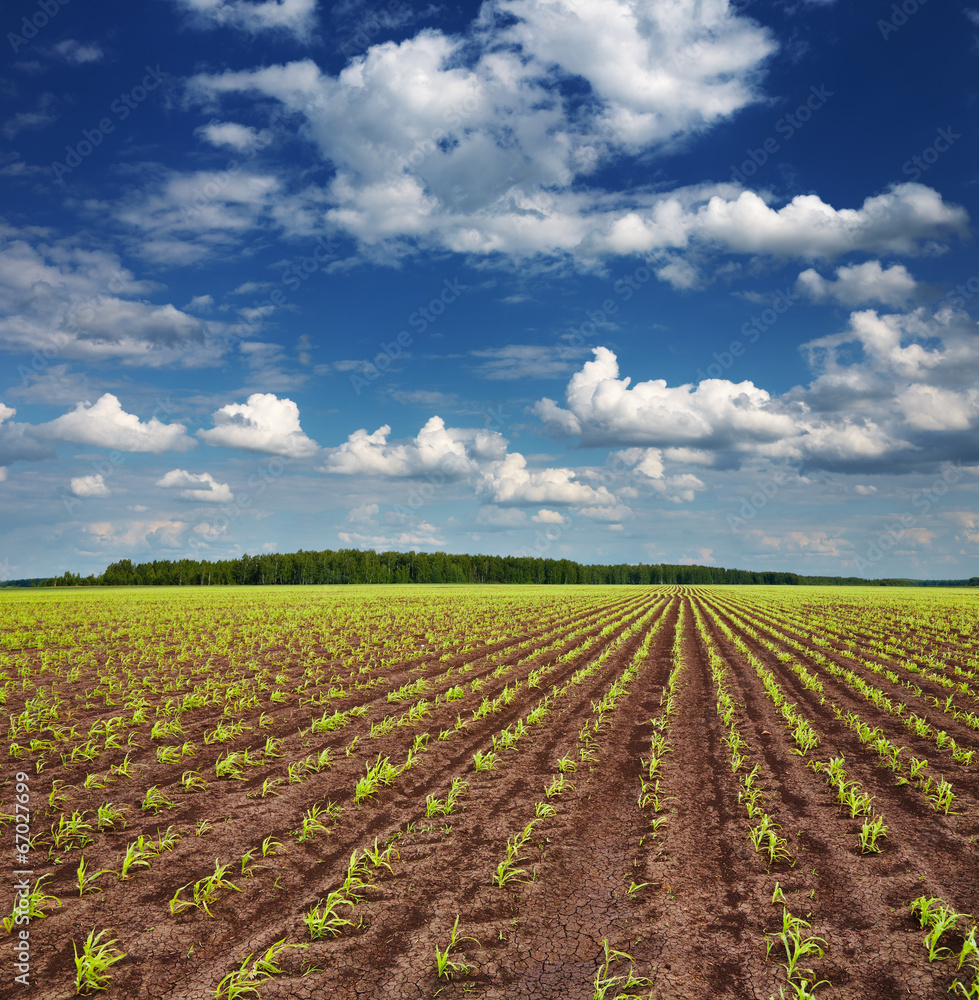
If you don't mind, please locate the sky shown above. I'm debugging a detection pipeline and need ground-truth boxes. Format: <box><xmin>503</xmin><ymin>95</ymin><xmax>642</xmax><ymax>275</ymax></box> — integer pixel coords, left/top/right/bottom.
<box><xmin>1</xmin><ymin>0</ymin><xmax>978</xmax><ymax>581</ymax></box>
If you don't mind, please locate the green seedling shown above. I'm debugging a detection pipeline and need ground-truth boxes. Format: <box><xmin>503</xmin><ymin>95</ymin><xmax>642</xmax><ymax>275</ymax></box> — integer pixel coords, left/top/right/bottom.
<box><xmin>858</xmin><ymin>815</ymin><xmax>888</xmax><ymax>854</ymax></box>
<box><xmin>141</xmin><ymin>786</ymin><xmax>174</xmax><ymax>813</ymax></box>
<box><xmin>73</xmin><ymin>929</ymin><xmax>126</xmax><ymax>994</ymax></box>
<box><xmin>96</xmin><ymin>803</ymin><xmax>126</xmax><ymax>831</ymax></box>
<box><xmin>363</xmin><ymin>837</ymin><xmax>398</xmax><ymax>875</ymax></box>
<box><xmin>261</xmin><ymin>835</ymin><xmax>283</xmax><ymax>857</ymax></box>
<box><xmin>170</xmin><ymin>860</ymin><xmax>241</xmax><ymax>918</ymax></box>
<box><xmin>492</xmin><ymin>855</ymin><xmax>528</xmax><ymax>888</ymax></box>
<box><xmin>76</xmin><ymin>856</ymin><xmax>112</xmax><ymax>896</ymax></box>
<box><xmin>181</xmin><ymin>770</ymin><xmax>208</xmax><ymax>793</ymax></box>
<box><xmin>766</xmin><ymin>909</ymin><xmax>827</xmax><ymax>981</ymax></box>
<box><xmin>304</xmin><ymin>890</ymin><xmax>355</xmax><ymax>940</ymax></box>
<box><xmin>593</xmin><ymin>940</ymin><xmax>653</xmax><ymax>1000</ymax></box>
<box><xmin>434</xmin><ymin>915</ymin><xmax>477</xmax><ymax>980</ymax></box>
<box><xmin>2</xmin><ymin>875</ymin><xmax>61</xmax><ymax>931</ymax></box>
<box><xmin>52</xmin><ymin>810</ymin><xmax>94</xmax><ymax>850</ymax></box>
<box><xmin>545</xmin><ymin>773</ymin><xmax>574</xmax><ymax>799</ymax></box>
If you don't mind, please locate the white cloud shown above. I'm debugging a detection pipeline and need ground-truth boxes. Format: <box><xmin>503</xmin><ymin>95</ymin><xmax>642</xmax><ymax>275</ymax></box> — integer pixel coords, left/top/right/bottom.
<box><xmin>53</xmin><ymin>40</ymin><xmax>104</xmax><ymax>64</ymax></box>
<box><xmin>187</xmin><ymin>0</ymin><xmax>965</xmax><ymax>269</ymax></box>
<box><xmin>323</xmin><ymin>416</ymin><xmax>505</xmax><ymax>478</ymax></box>
<box><xmin>323</xmin><ymin>414</ymin><xmax>619</xmax><ymax>508</ymax></box>
<box><xmin>477</xmin><ymin>505</ymin><xmax>528</xmax><ymax>527</ymax></box>
<box><xmin>337</xmin><ymin>522</ymin><xmax>445</xmax><ymax>548</ymax></box>
<box><xmin>0</xmin><ymin>467</ymin><xmax>7</xmax><ymax>482</ymax></box>
<box><xmin>678</xmin><ymin>184</ymin><xmax>967</xmax><ymax>261</ymax></box>
<box><xmin>796</xmin><ymin>260</ymin><xmax>919</xmax><ymax>307</ymax></box>
<box><xmin>576</xmin><ymin>504</ymin><xmax>633</xmax><ymax>521</ymax></box>
<box><xmin>70</xmin><ymin>473</ymin><xmax>111</xmax><ymax>498</ymax></box>
<box><xmin>470</xmin><ymin>345</ymin><xmax>586</xmax><ymax>380</ymax></box>
<box><xmin>532</xmin><ymin>508</ymin><xmax>565</xmax><ymax>524</ymax></box>
<box><xmin>170</xmin><ymin>0</ymin><xmax>317</xmax><ymax>38</ymax></box>
<box><xmin>536</xmin><ymin>331</ymin><xmax>979</xmax><ymax>477</ymax></box>
<box><xmin>0</xmin><ymin>227</ymin><xmax>227</xmax><ymax>366</ymax></box>
<box><xmin>109</xmin><ymin>169</ymin><xmax>283</xmax><ymax>265</ymax></box>
<box><xmin>198</xmin><ymin>392</ymin><xmax>318</xmax><ymax>456</ymax></box>
<box><xmin>85</xmin><ymin>519</ymin><xmax>188</xmax><ymax>550</ymax></box>
<box><xmin>194</xmin><ymin>521</ymin><xmax>227</xmax><ymax>539</ymax></box>
<box><xmin>346</xmin><ymin>502</ymin><xmax>379</xmax><ymax>523</ymax></box>
<box><xmin>185</xmin><ymin>294</ymin><xmax>215</xmax><ymax>311</ymax></box>
<box><xmin>196</xmin><ymin>120</ymin><xmax>272</xmax><ymax>151</ymax></box>
<box><xmin>43</xmin><ymin>394</ymin><xmax>196</xmax><ymax>453</ymax></box>
<box><xmin>614</xmin><ymin>447</ymin><xmax>706</xmax><ymax>502</ymax></box>
<box><xmin>535</xmin><ymin>346</ymin><xmax>794</xmax><ymax>449</ymax></box>
<box><xmin>182</xmin><ymin>4</ymin><xmax>782</xmax><ymax>261</ymax></box>
<box><xmin>156</xmin><ymin>468</ymin><xmax>233</xmax><ymax>502</ymax></box>
<box><xmin>479</xmin><ymin>451</ymin><xmax>616</xmax><ymax>506</ymax></box>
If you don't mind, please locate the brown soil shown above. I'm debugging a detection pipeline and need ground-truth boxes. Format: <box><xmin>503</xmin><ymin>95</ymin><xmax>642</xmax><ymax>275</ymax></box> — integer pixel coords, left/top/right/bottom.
<box><xmin>4</xmin><ymin>587</ymin><xmax>978</xmax><ymax>999</ymax></box>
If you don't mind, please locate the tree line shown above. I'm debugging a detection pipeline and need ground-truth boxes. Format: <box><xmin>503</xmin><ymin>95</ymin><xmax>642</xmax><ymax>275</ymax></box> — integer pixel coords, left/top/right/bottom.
<box><xmin>4</xmin><ymin>549</ymin><xmax>977</xmax><ymax>588</ymax></box>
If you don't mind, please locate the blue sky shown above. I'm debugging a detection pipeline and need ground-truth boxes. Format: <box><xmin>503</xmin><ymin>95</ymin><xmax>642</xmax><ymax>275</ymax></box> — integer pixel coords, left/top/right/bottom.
<box><xmin>1</xmin><ymin>0</ymin><xmax>978</xmax><ymax>580</ymax></box>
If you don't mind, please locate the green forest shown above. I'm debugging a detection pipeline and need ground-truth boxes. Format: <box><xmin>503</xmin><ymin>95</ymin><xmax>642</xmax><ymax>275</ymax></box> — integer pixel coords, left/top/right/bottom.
<box><xmin>5</xmin><ymin>549</ymin><xmax>978</xmax><ymax>588</ymax></box>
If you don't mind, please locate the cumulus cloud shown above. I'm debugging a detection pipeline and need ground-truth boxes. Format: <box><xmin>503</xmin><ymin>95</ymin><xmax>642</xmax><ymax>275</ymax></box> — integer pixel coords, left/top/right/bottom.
<box><xmin>170</xmin><ymin>0</ymin><xmax>317</xmax><ymax>38</ymax></box>
<box><xmin>323</xmin><ymin>414</ymin><xmax>618</xmax><ymax>508</ymax></box>
<box><xmin>42</xmin><ymin>394</ymin><xmax>196</xmax><ymax>453</ymax></box>
<box><xmin>615</xmin><ymin>447</ymin><xmax>707</xmax><ymax>503</ymax></box>
<box><xmin>323</xmin><ymin>416</ymin><xmax>506</xmax><ymax>478</ymax></box>
<box><xmin>156</xmin><ymin>468</ymin><xmax>233</xmax><ymax>502</ymax></box>
<box><xmin>796</xmin><ymin>260</ymin><xmax>919</xmax><ymax>307</ymax></box>
<box><xmin>346</xmin><ymin>502</ymin><xmax>379</xmax><ymax>523</ymax></box>
<box><xmin>532</xmin><ymin>509</ymin><xmax>566</xmax><ymax>524</ymax></box>
<box><xmin>70</xmin><ymin>473</ymin><xmax>110</xmax><ymax>497</ymax></box>
<box><xmin>539</xmin><ymin>311</ymin><xmax>979</xmax><ymax>476</ymax></box>
<box><xmin>198</xmin><ymin>392</ymin><xmax>318</xmax><ymax>456</ymax></box>
<box><xmin>478</xmin><ymin>452</ymin><xmax>616</xmax><ymax>506</ymax></box>
<box><xmin>535</xmin><ymin>346</ymin><xmax>795</xmax><ymax>449</ymax></box>
<box><xmin>182</xmin><ymin>3</ymin><xmax>783</xmax><ymax>262</ymax></box>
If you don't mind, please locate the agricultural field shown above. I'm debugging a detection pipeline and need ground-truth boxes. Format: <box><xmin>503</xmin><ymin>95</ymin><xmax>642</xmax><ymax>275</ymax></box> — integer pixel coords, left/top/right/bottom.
<box><xmin>2</xmin><ymin>584</ymin><xmax>979</xmax><ymax>1000</ymax></box>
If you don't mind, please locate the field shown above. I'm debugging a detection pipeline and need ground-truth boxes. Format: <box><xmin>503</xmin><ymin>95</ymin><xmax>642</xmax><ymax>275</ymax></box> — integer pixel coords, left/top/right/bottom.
<box><xmin>2</xmin><ymin>584</ymin><xmax>979</xmax><ymax>1000</ymax></box>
